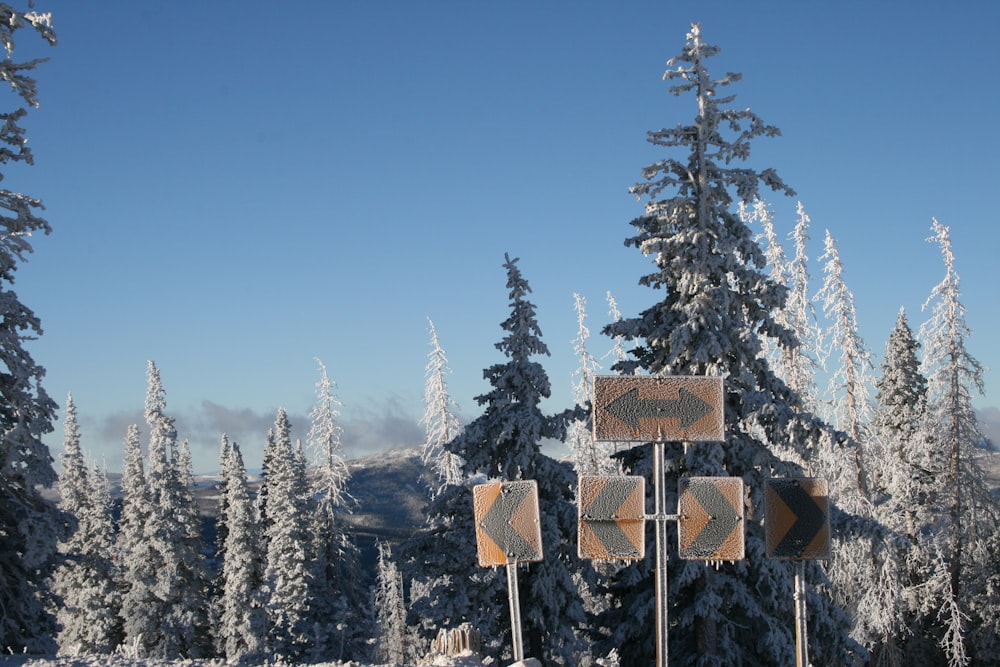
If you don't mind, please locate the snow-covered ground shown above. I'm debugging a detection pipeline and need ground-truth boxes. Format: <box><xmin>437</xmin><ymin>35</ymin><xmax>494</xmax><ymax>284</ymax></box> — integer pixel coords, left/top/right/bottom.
<box><xmin>0</xmin><ymin>653</ymin><xmax>490</xmax><ymax>667</ymax></box>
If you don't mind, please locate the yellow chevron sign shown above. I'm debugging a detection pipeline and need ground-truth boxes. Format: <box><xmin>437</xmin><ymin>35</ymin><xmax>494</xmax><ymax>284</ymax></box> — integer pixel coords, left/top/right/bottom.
<box><xmin>677</xmin><ymin>477</ymin><xmax>745</xmax><ymax>561</ymax></box>
<box><xmin>473</xmin><ymin>481</ymin><xmax>543</xmax><ymax>567</ymax></box>
<box><xmin>578</xmin><ymin>476</ymin><xmax>646</xmax><ymax>560</ymax></box>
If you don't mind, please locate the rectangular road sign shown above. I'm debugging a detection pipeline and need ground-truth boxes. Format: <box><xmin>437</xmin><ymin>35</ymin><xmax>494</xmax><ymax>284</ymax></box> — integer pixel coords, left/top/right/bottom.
<box><xmin>677</xmin><ymin>477</ymin><xmax>745</xmax><ymax>561</ymax></box>
<box><xmin>593</xmin><ymin>375</ymin><xmax>724</xmax><ymax>442</ymax></box>
<box><xmin>578</xmin><ymin>476</ymin><xmax>646</xmax><ymax>560</ymax></box>
<box><xmin>764</xmin><ymin>478</ymin><xmax>831</xmax><ymax>560</ymax></box>
<box><xmin>473</xmin><ymin>481</ymin><xmax>543</xmax><ymax>567</ymax></box>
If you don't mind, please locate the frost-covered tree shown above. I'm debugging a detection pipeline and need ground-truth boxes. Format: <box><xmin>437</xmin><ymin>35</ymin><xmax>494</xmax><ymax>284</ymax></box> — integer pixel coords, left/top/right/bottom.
<box><xmin>917</xmin><ymin>219</ymin><xmax>1000</xmax><ymax>664</ymax></box>
<box><xmin>305</xmin><ymin>360</ymin><xmax>368</xmax><ymax>662</ymax></box>
<box><xmin>816</xmin><ymin>230</ymin><xmax>875</xmax><ymax>469</ymax></box>
<box><xmin>217</xmin><ymin>442</ymin><xmax>266</xmax><ymax>662</ymax></box>
<box><xmin>0</xmin><ymin>6</ymin><xmax>58</xmax><ymax>653</ymax></box>
<box><xmin>372</xmin><ymin>540</ymin><xmax>407</xmax><ymax>665</ymax></box>
<box><xmin>601</xmin><ymin>24</ymin><xmax>859</xmax><ymax>665</ymax></box>
<box><xmin>408</xmin><ymin>254</ymin><xmax>587</xmax><ymax>665</ymax></box>
<box><xmin>421</xmin><ymin>318</ymin><xmax>464</xmax><ymax>489</ymax></box>
<box><xmin>263</xmin><ymin>408</ymin><xmax>312</xmax><ymax>661</ymax></box>
<box><xmin>52</xmin><ymin>395</ymin><xmax>122</xmax><ymax>654</ymax></box>
<box><xmin>119</xmin><ymin>362</ymin><xmax>210</xmax><ymax>658</ymax></box>
<box><xmin>567</xmin><ymin>293</ymin><xmax>613</xmax><ymax>476</ymax></box>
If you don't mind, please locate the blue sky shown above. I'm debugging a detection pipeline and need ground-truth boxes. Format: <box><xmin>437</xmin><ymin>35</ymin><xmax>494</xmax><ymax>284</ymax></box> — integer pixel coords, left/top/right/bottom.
<box><xmin>12</xmin><ymin>1</ymin><xmax>999</xmax><ymax>473</ymax></box>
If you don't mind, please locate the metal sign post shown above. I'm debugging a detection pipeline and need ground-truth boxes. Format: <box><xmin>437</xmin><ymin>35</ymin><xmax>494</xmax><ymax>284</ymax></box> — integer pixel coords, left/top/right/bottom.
<box><xmin>472</xmin><ymin>481</ymin><xmax>543</xmax><ymax>663</ymax></box>
<box><xmin>652</xmin><ymin>440</ymin><xmax>670</xmax><ymax>667</ymax></box>
<box><xmin>794</xmin><ymin>561</ymin><xmax>808</xmax><ymax>667</ymax></box>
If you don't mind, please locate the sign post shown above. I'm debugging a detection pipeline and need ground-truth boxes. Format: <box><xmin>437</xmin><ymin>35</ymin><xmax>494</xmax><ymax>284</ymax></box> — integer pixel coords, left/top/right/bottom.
<box><xmin>764</xmin><ymin>478</ymin><xmax>831</xmax><ymax>667</ymax></box>
<box><xmin>472</xmin><ymin>480</ymin><xmax>543</xmax><ymax>662</ymax></box>
<box><xmin>591</xmin><ymin>375</ymin><xmax>726</xmax><ymax>667</ymax></box>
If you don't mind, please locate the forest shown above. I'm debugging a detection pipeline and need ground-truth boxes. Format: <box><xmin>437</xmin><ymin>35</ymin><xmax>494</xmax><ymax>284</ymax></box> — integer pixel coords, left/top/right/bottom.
<box><xmin>1</xmin><ymin>8</ymin><xmax>997</xmax><ymax>667</ymax></box>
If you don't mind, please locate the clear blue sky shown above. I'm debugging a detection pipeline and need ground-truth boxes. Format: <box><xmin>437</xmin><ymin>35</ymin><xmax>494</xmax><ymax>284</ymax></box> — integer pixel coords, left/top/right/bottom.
<box><xmin>13</xmin><ymin>1</ymin><xmax>999</xmax><ymax>473</ymax></box>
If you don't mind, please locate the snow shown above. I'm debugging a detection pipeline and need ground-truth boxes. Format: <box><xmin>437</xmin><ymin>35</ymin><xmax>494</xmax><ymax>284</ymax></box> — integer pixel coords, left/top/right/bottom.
<box><xmin>0</xmin><ymin>652</ymin><xmax>489</xmax><ymax>667</ymax></box>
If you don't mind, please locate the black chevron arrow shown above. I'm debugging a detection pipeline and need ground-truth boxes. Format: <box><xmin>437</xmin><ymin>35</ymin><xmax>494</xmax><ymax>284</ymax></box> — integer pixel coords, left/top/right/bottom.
<box><xmin>480</xmin><ymin>482</ymin><xmax>537</xmax><ymax>561</ymax></box>
<box><xmin>682</xmin><ymin>480</ymin><xmax>742</xmax><ymax>559</ymax></box>
<box><xmin>581</xmin><ymin>479</ymin><xmax>643</xmax><ymax>559</ymax></box>
<box><xmin>604</xmin><ymin>386</ymin><xmax>714</xmax><ymax>430</ymax></box>
<box><xmin>770</xmin><ymin>480</ymin><xmax>827</xmax><ymax>559</ymax></box>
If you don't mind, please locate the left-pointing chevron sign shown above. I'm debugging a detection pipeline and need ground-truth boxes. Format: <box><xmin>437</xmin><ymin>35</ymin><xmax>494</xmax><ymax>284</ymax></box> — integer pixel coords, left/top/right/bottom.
<box><xmin>473</xmin><ymin>481</ymin><xmax>543</xmax><ymax>567</ymax></box>
<box><xmin>578</xmin><ymin>476</ymin><xmax>646</xmax><ymax>560</ymax></box>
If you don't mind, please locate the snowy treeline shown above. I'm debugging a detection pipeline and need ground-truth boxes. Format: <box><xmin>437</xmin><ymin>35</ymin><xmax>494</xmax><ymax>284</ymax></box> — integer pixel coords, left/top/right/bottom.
<box><xmin>3</xmin><ymin>12</ymin><xmax>999</xmax><ymax>667</ymax></box>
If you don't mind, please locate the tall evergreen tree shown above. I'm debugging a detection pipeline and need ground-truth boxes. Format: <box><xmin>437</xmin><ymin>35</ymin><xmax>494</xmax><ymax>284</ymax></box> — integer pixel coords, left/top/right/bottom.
<box><xmin>372</xmin><ymin>540</ymin><xmax>407</xmax><ymax>665</ymax></box>
<box><xmin>263</xmin><ymin>408</ymin><xmax>312</xmax><ymax>661</ymax></box>
<box><xmin>305</xmin><ymin>360</ymin><xmax>368</xmax><ymax>662</ymax></box>
<box><xmin>601</xmin><ymin>24</ymin><xmax>859</xmax><ymax>665</ymax></box>
<box><xmin>217</xmin><ymin>442</ymin><xmax>266</xmax><ymax>662</ymax></box>
<box><xmin>52</xmin><ymin>395</ymin><xmax>122</xmax><ymax>654</ymax></box>
<box><xmin>567</xmin><ymin>293</ymin><xmax>613</xmax><ymax>476</ymax></box>
<box><xmin>421</xmin><ymin>319</ymin><xmax>464</xmax><ymax>490</ymax></box>
<box><xmin>918</xmin><ymin>219</ymin><xmax>1000</xmax><ymax>664</ymax></box>
<box><xmin>119</xmin><ymin>362</ymin><xmax>210</xmax><ymax>658</ymax></box>
<box><xmin>0</xmin><ymin>7</ymin><xmax>59</xmax><ymax>653</ymax></box>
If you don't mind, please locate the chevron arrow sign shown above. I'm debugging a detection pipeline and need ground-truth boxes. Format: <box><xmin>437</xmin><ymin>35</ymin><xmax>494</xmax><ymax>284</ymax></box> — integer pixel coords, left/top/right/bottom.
<box><xmin>593</xmin><ymin>375</ymin><xmax>724</xmax><ymax>442</ymax></box>
<box><xmin>677</xmin><ymin>477</ymin><xmax>745</xmax><ymax>561</ymax></box>
<box><xmin>764</xmin><ymin>478</ymin><xmax>831</xmax><ymax>560</ymax></box>
<box><xmin>473</xmin><ymin>481</ymin><xmax>543</xmax><ymax>567</ymax></box>
<box><xmin>578</xmin><ymin>476</ymin><xmax>646</xmax><ymax>560</ymax></box>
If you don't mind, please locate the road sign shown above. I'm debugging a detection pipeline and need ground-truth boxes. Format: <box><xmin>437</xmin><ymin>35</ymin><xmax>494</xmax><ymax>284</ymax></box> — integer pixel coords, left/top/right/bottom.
<box><xmin>593</xmin><ymin>376</ymin><xmax>724</xmax><ymax>442</ymax></box>
<box><xmin>578</xmin><ymin>476</ymin><xmax>646</xmax><ymax>560</ymax></box>
<box><xmin>677</xmin><ymin>477</ymin><xmax>745</xmax><ymax>561</ymax></box>
<box><xmin>764</xmin><ymin>478</ymin><xmax>831</xmax><ymax>560</ymax></box>
<box><xmin>473</xmin><ymin>481</ymin><xmax>543</xmax><ymax>567</ymax></box>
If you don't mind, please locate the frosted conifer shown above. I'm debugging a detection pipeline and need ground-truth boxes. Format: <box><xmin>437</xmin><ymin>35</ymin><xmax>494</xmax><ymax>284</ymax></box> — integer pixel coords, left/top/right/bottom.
<box><xmin>217</xmin><ymin>442</ymin><xmax>266</xmax><ymax>662</ymax></box>
<box><xmin>0</xmin><ymin>6</ymin><xmax>59</xmax><ymax>652</ymax></box>
<box><xmin>917</xmin><ymin>219</ymin><xmax>1000</xmax><ymax>663</ymax></box>
<box><xmin>373</xmin><ymin>540</ymin><xmax>407</xmax><ymax>665</ymax></box>
<box><xmin>601</xmin><ymin>24</ymin><xmax>859</xmax><ymax>664</ymax></box>
<box><xmin>421</xmin><ymin>319</ymin><xmax>464</xmax><ymax>489</ymax></box>
<box><xmin>567</xmin><ymin>293</ymin><xmax>613</xmax><ymax>476</ymax></box>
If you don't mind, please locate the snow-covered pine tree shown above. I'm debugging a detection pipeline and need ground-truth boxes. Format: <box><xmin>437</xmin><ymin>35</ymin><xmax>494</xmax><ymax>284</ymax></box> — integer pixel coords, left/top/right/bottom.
<box><xmin>373</xmin><ymin>540</ymin><xmax>407</xmax><ymax>665</ymax></box>
<box><xmin>263</xmin><ymin>408</ymin><xmax>312</xmax><ymax>661</ymax></box>
<box><xmin>567</xmin><ymin>293</ymin><xmax>613</xmax><ymax>476</ymax></box>
<box><xmin>217</xmin><ymin>442</ymin><xmax>266</xmax><ymax>662</ymax></box>
<box><xmin>918</xmin><ymin>219</ymin><xmax>1000</xmax><ymax>663</ymax></box>
<box><xmin>214</xmin><ymin>434</ymin><xmax>234</xmax><ymax>574</ymax></box>
<box><xmin>421</xmin><ymin>319</ymin><xmax>464</xmax><ymax>490</ymax></box>
<box><xmin>52</xmin><ymin>395</ymin><xmax>122</xmax><ymax>654</ymax></box>
<box><xmin>415</xmin><ymin>254</ymin><xmax>588</xmax><ymax>664</ymax></box>
<box><xmin>116</xmin><ymin>423</ymin><xmax>148</xmax><ymax>651</ymax></box>
<box><xmin>305</xmin><ymin>359</ymin><xmax>369</xmax><ymax>663</ymax></box>
<box><xmin>600</xmin><ymin>24</ymin><xmax>859</xmax><ymax>665</ymax></box>
<box><xmin>119</xmin><ymin>362</ymin><xmax>210</xmax><ymax>658</ymax></box>
<box><xmin>0</xmin><ymin>7</ymin><xmax>59</xmax><ymax>653</ymax></box>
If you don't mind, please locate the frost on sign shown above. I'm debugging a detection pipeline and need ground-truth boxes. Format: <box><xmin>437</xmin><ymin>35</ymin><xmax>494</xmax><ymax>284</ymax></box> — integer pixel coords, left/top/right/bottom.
<box><xmin>472</xmin><ymin>481</ymin><xmax>543</xmax><ymax>567</ymax></box>
<box><xmin>593</xmin><ymin>375</ymin><xmax>724</xmax><ymax>442</ymax></box>
<box><xmin>677</xmin><ymin>477</ymin><xmax>744</xmax><ymax>561</ymax></box>
<box><xmin>578</xmin><ymin>476</ymin><xmax>645</xmax><ymax>561</ymax></box>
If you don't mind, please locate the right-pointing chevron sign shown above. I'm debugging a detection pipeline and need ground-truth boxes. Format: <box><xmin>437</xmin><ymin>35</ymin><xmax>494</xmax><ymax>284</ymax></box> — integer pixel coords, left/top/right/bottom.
<box><xmin>578</xmin><ymin>476</ymin><xmax>646</xmax><ymax>560</ymax></box>
<box><xmin>764</xmin><ymin>478</ymin><xmax>831</xmax><ymax>560</ymax></box>
<box><xmin>677</xmin><ymin>477</ymin><xmax>745</xmax><ymax>561</ymax></box>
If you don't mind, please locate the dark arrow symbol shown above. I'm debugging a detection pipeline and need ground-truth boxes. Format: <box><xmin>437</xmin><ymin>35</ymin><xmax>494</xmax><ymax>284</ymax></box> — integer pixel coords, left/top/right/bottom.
<box><xmin>771</xmin><ymin>480</ymin><xmax>827</xmax><ymax>558</ymax></box>
<box><xmin>480</xmin><ymin>483</ymin><xmax>537</xmax><ymax>561</ymax></box>
<box><xmin>604</xmin><ymin>387</ymin><xmax>714</xmax><ymax>430</ymax></box>
<box><xmin>683</xmin><ymin>480</ymin><xmax>742</xmax><ymax>559</ymax></box>
<box><xmin>582</xmin><ymin>479</ymin><xmax>643</xmax><ymax>559</ymax></box>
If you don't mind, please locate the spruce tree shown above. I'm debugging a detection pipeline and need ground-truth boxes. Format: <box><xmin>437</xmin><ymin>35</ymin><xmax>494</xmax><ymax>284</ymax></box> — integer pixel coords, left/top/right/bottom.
<box><xmin>373</xmin><ymin>540</ymin><xmax>407</xmax><ymax>665</ymax></box>
<box><xmin>305</xmin><ymin>360</ymin><xmax>368</xmax><ymax>662</ymax></box>
<box><xmin>567</xmin><ymin>293</ymin><xmax>613</xmax><ymax>476</ymax></box>
<box><xmin>217</xmin><ymin>442</ymin><xmax>266</xmax><ymax>662</ymax></box>
<box><xmin>263</xmin><ymin>408</ymin><xmax>312</xmax><ymax>661</ymax></box>
<box><xmin>600</xmin><ymin>24</ymin><xmax>859</xmax><ymax>665</ymax></box>
<box><xmin>918</xmin><ymin>219</ymin><xmax>1000</xmax><ymax>663</ymax></box>
<box><xmin>52</xmin><ymin>395</ymin><xmax>122</xmax><ymax>654</ymax></box>
<box><xmin>421</xmin><ymin>319</ymin><xmax>464</xmax><ymax>490</ymax></box>
<box><xmin>410</xmin><ymin>254</ymin><xmax>587</xmax><ymax>664</ymax></box>
<box><xmin>0</xmin><ymin>7</ymin><xmax>59</xmax><ymax>653</ymax></box>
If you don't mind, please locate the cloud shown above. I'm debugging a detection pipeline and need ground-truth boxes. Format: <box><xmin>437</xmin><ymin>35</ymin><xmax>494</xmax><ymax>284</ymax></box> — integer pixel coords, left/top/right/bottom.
<box><xmin>978</xmin><ymin>406</ymin><xmax>1000</xmax><ymax>450</ymax></box>
<box><xmin>340</xmin><ymin>393</ymin><xmax>424</xmax><ymax>460</ymax></box>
